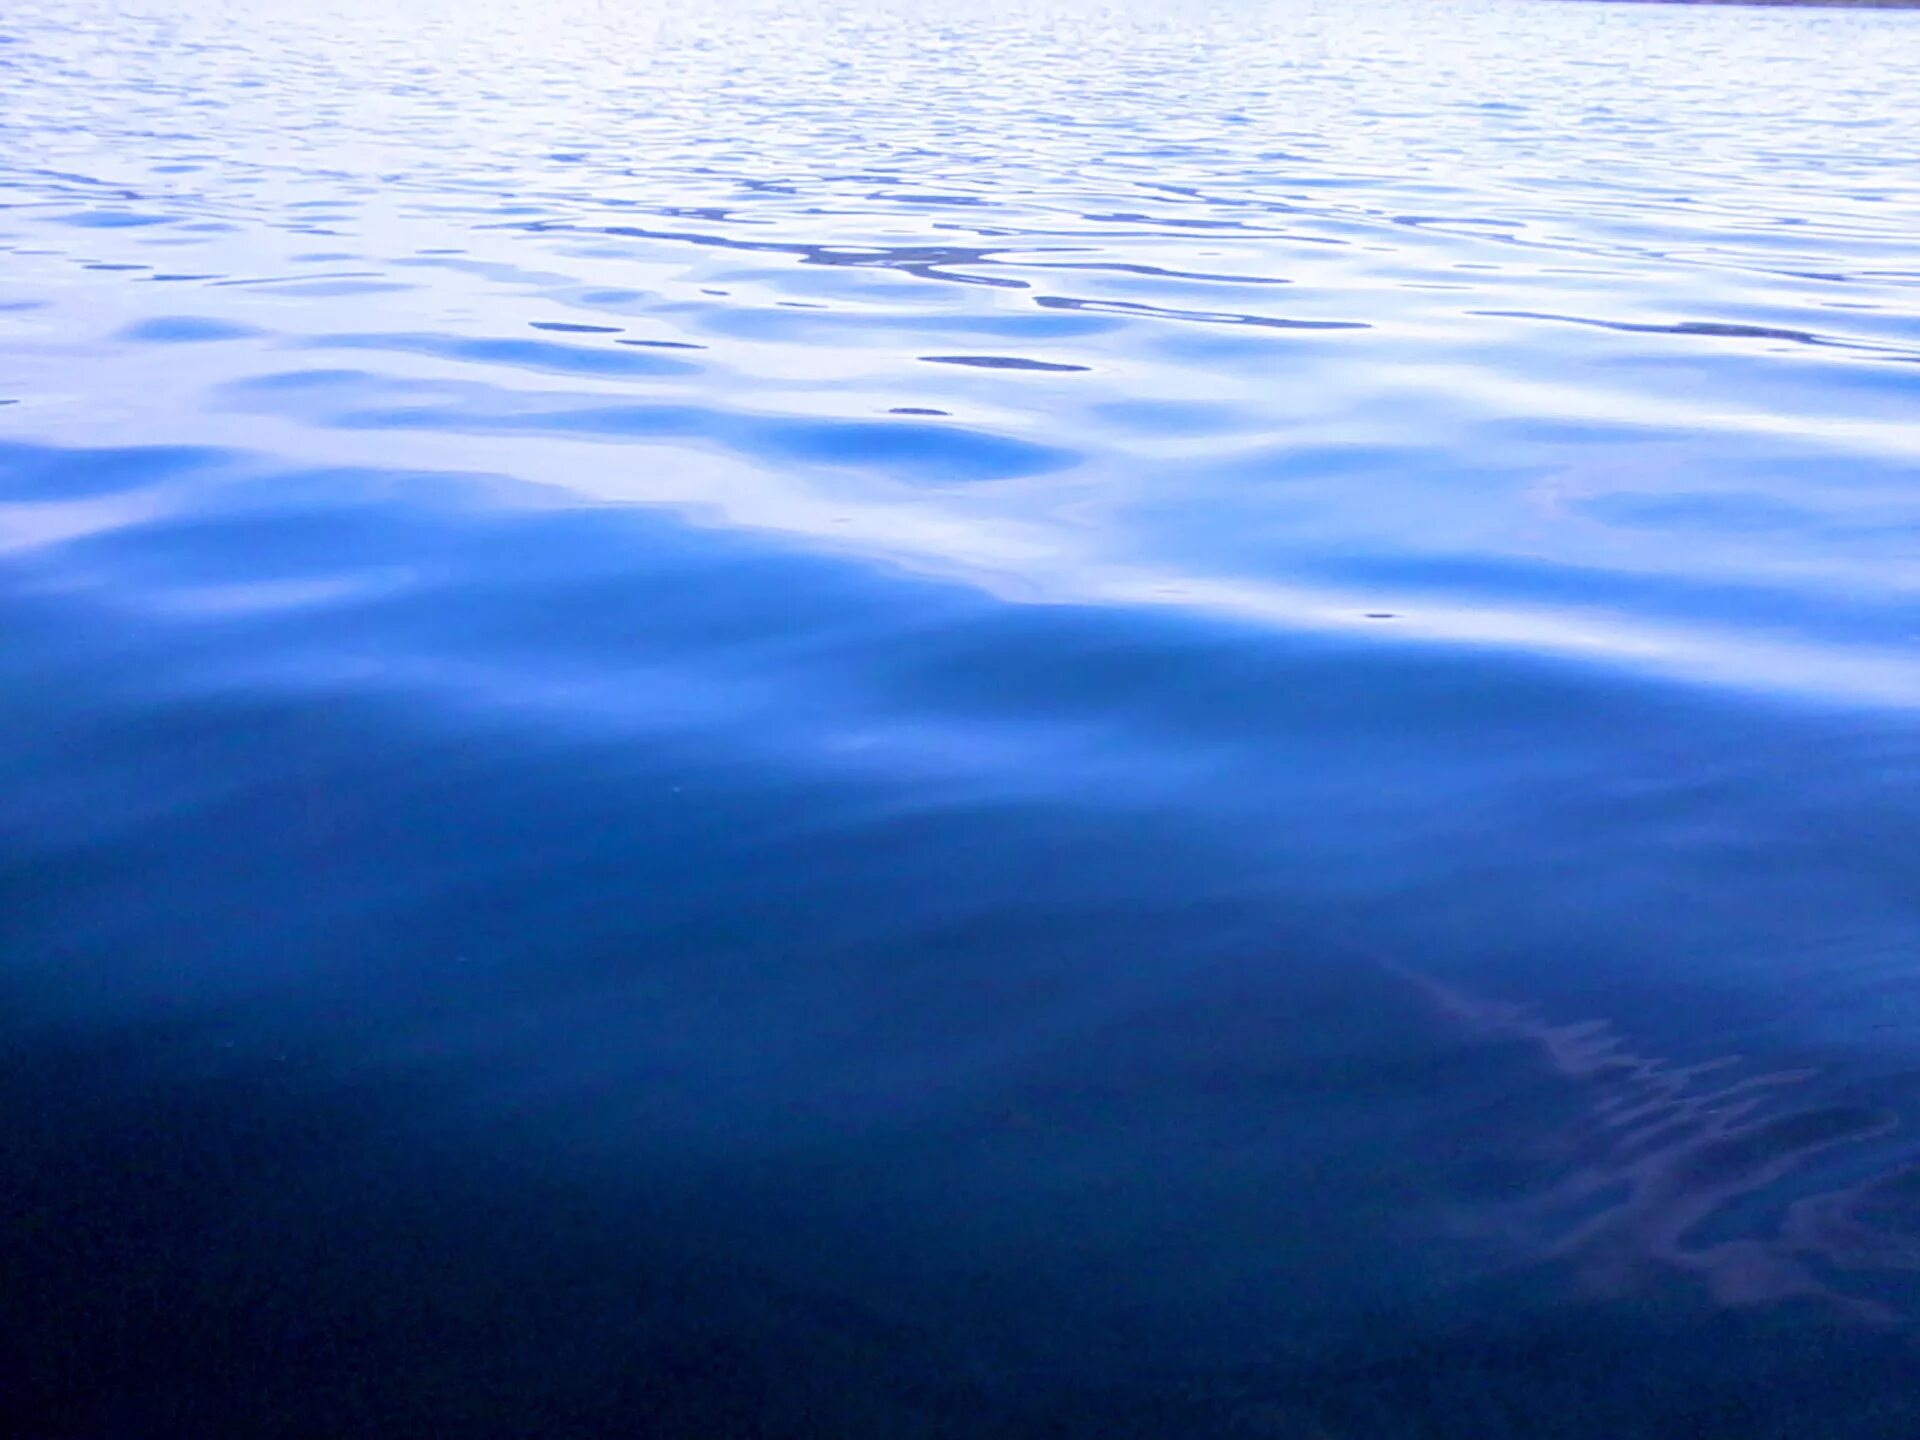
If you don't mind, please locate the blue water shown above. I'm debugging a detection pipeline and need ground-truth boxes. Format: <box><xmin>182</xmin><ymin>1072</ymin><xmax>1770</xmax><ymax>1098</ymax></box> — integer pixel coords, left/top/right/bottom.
<box><xmin>5</xmin><ymin>0</ymin><xmax>1920</xmax><ymax>1433</ymax></box>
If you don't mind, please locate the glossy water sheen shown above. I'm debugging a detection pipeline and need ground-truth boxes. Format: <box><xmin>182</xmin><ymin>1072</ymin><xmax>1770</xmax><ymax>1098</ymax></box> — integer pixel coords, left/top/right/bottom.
<box><xmin>4</xmin><ymin>0</ymin><xmax>1920</xmax><ymax>1434</ymax></box>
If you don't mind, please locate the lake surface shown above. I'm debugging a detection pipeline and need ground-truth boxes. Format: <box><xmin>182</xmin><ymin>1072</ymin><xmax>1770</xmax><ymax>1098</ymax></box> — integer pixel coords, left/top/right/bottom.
<box><xmin>4</xmin><ymin>0</ymin><xmax>1920</xmax><ymax>1434</ymax></box>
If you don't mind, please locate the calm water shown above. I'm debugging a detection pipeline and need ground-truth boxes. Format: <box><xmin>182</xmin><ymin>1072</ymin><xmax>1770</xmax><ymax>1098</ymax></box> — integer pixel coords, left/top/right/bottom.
<box><xmin>5</xmin><ymin>0</ymin><xmax>1920</xmax><ymax>1433</ymax></box>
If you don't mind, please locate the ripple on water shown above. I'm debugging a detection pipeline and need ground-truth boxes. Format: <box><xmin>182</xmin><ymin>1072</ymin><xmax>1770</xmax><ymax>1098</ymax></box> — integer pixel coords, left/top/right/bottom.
<box><xmin>308</xmin><ymin>330</ymin><xmax>702</xmax><ymax>377</ymax></box>
<box><xmin>6</xmin><ymin>0</ymin><xmax>1920</xmax><ymax>1433</ymax></box>
<box><xmin>917</xmin><ymin>354</ymin><xmax>1091</xmax><ymax>372</ymax></box>
<box><xmin>118</xmin><ymin>316</ymin><xmax>265</xmax><ymax>342</ymax></box>
<box><xmin>221</xmin><ymin>368</ymin><xmax>1077</xmax><ymax>483</ymax></box>
<box><xmin>53</xmin><ymin>209</ymin><xmax>177</xmax><ymax>228</ymax></box>
<box><xmin>0</xmin><ymin>441</ymin><xmax>240</xmax><ymax>501</ymax></box>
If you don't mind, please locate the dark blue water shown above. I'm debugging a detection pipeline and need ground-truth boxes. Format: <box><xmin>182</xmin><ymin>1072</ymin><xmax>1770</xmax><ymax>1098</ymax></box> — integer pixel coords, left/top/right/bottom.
<box><xmin>5</xmin><ymin>0</ymin><xmax>1920</xmax><ymax>1433</ymax></box>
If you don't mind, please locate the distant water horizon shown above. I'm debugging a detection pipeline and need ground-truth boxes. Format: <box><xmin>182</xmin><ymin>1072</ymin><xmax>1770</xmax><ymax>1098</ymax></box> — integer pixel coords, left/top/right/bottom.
<box><xmin>5</xmin><ymin>0</ymin><xmax>1920</xmax><ymax>1435</ymax></box>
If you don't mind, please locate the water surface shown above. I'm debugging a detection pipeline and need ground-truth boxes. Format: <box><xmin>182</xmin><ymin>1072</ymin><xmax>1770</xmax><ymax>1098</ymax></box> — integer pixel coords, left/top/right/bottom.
<box><xmin>5</xmin><ymin>0</ymin><xmax>1920</xmax><ymax>1434</ymax></box>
